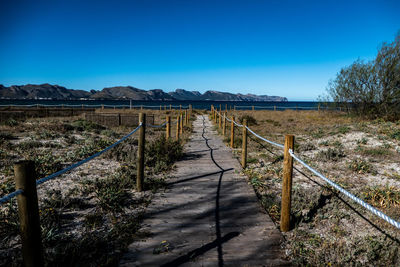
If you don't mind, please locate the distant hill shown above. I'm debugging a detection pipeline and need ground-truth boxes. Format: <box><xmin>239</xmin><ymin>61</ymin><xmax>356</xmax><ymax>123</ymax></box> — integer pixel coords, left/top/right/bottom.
<box><xmin>0</xmin><ymin>84</ymin><xmax>288</xmax><ymax>101</ymax></box>
<box><xmin>0</xmin><ymin>83</ymin><xmax>91</xmax><ymax>99</ymax></box>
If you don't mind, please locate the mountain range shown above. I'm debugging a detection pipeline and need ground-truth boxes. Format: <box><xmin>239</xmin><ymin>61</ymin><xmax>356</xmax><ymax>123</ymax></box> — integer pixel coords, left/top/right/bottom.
<box><xmin>0</xmin><ymin>84</ymin><xmax>288</xmax><ymax>102</ymax></box>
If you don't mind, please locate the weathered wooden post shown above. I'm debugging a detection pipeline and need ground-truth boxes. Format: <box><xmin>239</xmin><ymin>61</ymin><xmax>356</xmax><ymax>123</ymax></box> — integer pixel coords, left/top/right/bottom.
<box><xmin>14</xmin><ymin>161</ymin><xmax>44</xmax><ymax>267</ymax></box>
<box><xmin>241</xmin><ymin>120</ymin><xmax>248</xmax><ymax>168</ymax></box>
<box><xmin>234</xmin><ymin>105</ymin><xmax>236</xmax><ymax>111</ymax></box>
<box><xmin>274</xmin><ymin>105</ymin><xmax>276</xmax><ymax>111</ymax></box>
<box><xmin>222</xmin><ymin>112</ymin><xmax>226</xmax><ymax>136</ymax></box>
<box><xmin>218</xmin><ymin>111</ymin><xmax>222</xmax><ymax>129</ymax></box>
<box><xmin>281</xmin><ymin>134</ymin><xmax>295</xmax><ymax>232</ymax></box>
<box><xmin>252</xmin><ymin>106</ymin><xmax>254</xmax><ymax>111</ymax></box>
<box><xmin>176</xmin><ymin>115</ymin><xmax>180</xmax><ymax>140</ymax></box>
<box><xmin>137</xmin><ymin>113</ymin><xmax>146</xmax><ymax>192</ymax></box>
<box><xmin>82</xmin><ymin>104</ymin><xmax>84</xmax><ymax>109</ymax></box>
<box><xmin>160</xmin><ymin>105</ymin><xmax>162</xmax><ymax>111</ymax></box>
<box><xmin>180</xmin><ymin>113</ymin><xmax>183</xmax><ymax>134</ymax></box>
<box><xmin>141</xmin><ymin>105</ymin><xmax>143</xmax><ymax>111</ymax></box>
<box><xmin>166</xmin><ymin>116</ymin><xmax>171</xmax><ymax>139</ymax></box>
<box><xmin>102</xmin><ymin>104</ymin><xmax>104</xmax><ymax>110</ymax></box>
<box><xmin>180</xmin><ymin>104</ymin><xmax>182</xmax><ymax>111</ymax></box>
<box><xmin>230</xmin><ymin>116</ymin><xmax>235</xmax><ymax>148</ymax></box>
<box><xmin>318</xmin><ymin>104</ymin><xmax>320</xmax><ymax>112</ymax></box>
<box><xmin>184</xmin><ymin>110</ymin><xmax>187</xmax><ymax>126</ymax></box>
<box><xmin>130</xmin><ymin>100</ymin><xmax>132</xmax><ymax>110</ymax></box>
<box><xmin>170</xmin><ymin>104</ymin><xmax>172</xmax><ymax>110</ymax></box>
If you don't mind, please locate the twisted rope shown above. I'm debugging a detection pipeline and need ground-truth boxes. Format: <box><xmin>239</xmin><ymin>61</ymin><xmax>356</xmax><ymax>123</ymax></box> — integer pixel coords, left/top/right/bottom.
<box><xmin>245</xmin><ymin>126</ymin><xmax>284</xmax><ymax>149</ymax></box>
<box><xmin>147</xmin><ymin>121</ymin><xmax>168</xmax><ymax>128</ymax></box>
<box><xmin>289</xmin><ymin>149</ymin><xmax>400</xmax><ymax>230</ymax></box>
<box><xmin>0</xmin><ymin>123</ymin><xmax>143</xmax><ymax>205</ymax></box>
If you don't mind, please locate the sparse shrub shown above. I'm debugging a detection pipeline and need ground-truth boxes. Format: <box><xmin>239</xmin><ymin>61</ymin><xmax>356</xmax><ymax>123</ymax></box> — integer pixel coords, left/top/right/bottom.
<box><xmin>362</xmin><ymin>185</ymin><xmax>400</xmax><ymax>208</ymax></box>
<box><xmin>317</xmin><ymin>148</ymin><xmax>346</xmax><ymax>161</ymax></box>
<box><xmin>338</xmin><ymin>126</ymin><xmax>350</xmax><ymax>134</ymax></box>
<box><xmin>319</xmin><ymin>140</ymin><xmax>329</xmax><ymax>146</ymax></box>
<box><xmin>361</xmin><ymin>147</ymin><xmax>391</xmax><ymax>157</ymax></box>
<box><xmin>356</xmin><ymin>137</ymin><xmax>368</xmax><ymax>145</ymax></box>
<box><xmin>72</xmin><ymin>119</ymin><xmax>105</xmax><ymax>132</ymax></box>
<box><xmin>247</xmin><ymin>157</ymin><xmax>258</xmax><ymax>164</ymax></box>
<box><xmin>311</xmin><ymin>128</ymin><xmax>325</xmax><ymax>138</ymax></box>
<box><xmin>84</xmin><ymin>213</ymin><xmax>104</xmax><ymax>229</ymax></box>
<box><xmin>0</xmin><ymin>132</ymin><xmax>14</xmax><ymax>142</ymax></box>
<box><xmin>4</xmin><ymin>118</ymin><xmax>18</xmax><ymax>127</ymax></box>
<box><xmin>299</xmin><ymin>142</ymin><xmax>316</xmax><ymax>151</ymax></box>
<box><xmin>238</xmin><ymin>115</ymin><xmax>257</xmax><ymax>126</ymax></box>
<box><xmin>145</xmin><ymin>134</ymin><xmax>183</xmax><ymax>173</ymax></box>
<box><xmin>94</xmin><ymin>177</ymin><xmax>130</xmax><ymax>212</ymax></box>
<box><xmin>332</xmin><ymin>140</ymin><xmax>343</xmax><ymax>148</ymax></box>
<box><xmin>27</xmin><ymin>152</ymin><xmax>64</xmax><ymax>179</ymax></box>
<box><xmin>389</xmin><ymin>129</ymin><xmax>400</xmax><ymax>140</ymax></box>
<box><xmin>145</xmin><ymin>177</ymin><xmax>167</xmax><ymax>193</ymax></box>
<box><xmin>348</xmin><ymin>159</ymin><xmax>375</xmax><ymax>174</ymax></box>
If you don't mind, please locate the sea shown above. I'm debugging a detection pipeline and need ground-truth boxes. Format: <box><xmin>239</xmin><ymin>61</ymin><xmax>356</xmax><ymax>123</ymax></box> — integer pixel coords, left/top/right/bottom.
<box><xmin>0</xmin><ymin>99</ymin><xmax>321</xmax><ymax>111</ymax></box>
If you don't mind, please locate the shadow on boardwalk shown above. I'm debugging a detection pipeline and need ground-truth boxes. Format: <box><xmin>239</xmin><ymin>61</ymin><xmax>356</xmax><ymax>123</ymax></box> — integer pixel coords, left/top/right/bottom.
<box><xmin>120</xmin><ymin>115</ymin><xmax>291</xmax><ymax>266</ymax></box>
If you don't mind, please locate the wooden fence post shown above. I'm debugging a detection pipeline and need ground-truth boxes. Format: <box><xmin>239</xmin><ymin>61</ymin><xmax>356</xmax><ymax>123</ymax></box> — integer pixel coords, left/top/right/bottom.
<box><xmin>102</xmin><ymin>104</ymin><xmax>104</xmax><ymax>110</ymax></box>
<box><xmin>166</xmin><ymin>116</ymin><xmax>171</xmax><ymax>139</ymax></box>
<box><xmin>225</xmin><ymin>104</ymin><xmax>227</xmax><ymax>112</ymax></box>
<box><xmin>160</xmin><ymin>105</ymin><xmax>162</xmax><ymax>111</ymax></box>
<box><xmin>218</xmin><ymin>111</ymin><xmax>222</xmax><ymax>129</ymax></box>
<box><xmin>180</xmin><ymin>104</ymin><xmax>182</xmax><ymax>111</ymax></box>
<box><xmin>180</xmin><ymin>113</ymin><xmax>183</xmax><ymax>134</ymax></box>
<box><xmin>137</xmin><ymin>113</ymin><xmax>146</xmax><ymax>192</ymax></box>
<box><xmin>176</xmin><ymin>115</ymin><xmax>180</xmax><ymax>140</ymax></box>
<box><xmin>230</xmin><ymin>116</ymin><xmax>235</xmax><ymax>148</ymax></box>
<box><xmin>241</xmin><ymin>120</ymin><xmax>248</xmax><ymax>168</ymax></box>
<box><xmin>170</xmin><ymin>104</ymin><xmax>172</xmax><ymax>111</ymax></box>
<box><xmin>274</xmin><ymin>105</ymin><xmax>276</xmax><ymax>111</ymax></box>
<box><xmin>252</xmin><ymin>106</ymin><xmax>254</xmax><ymax>111</ymax></box>
<box><xmin>222</xmin><ymin>112</ymin><xmax>226</xmax><ymax>136</ymax></box>
<box><xmin>184</xmin><ymin>110</ymin><xmax>187</xmax><ymax>126</ymax></box>
<box><xmin>281</xmin><ymin>134</ymin><xmax>295</xmax><ymax>232</ymax></box>
<box><xmin>14</xmin><ymin>161</ymin><xmax>44</xmax><ymax>267</ymax></box>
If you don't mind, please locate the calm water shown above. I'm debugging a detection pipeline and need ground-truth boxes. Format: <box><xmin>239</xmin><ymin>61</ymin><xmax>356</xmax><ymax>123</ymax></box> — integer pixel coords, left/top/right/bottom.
<box><xmin>0</xmin><ymin>99</ymin><xmax>320</xmax><ymax>110</ymax></box>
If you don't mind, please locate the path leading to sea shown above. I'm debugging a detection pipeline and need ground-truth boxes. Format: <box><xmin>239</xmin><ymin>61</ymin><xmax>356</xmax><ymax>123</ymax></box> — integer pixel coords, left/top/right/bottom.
<box><xmin>120</xmin><ymin>115</ymin><xmax>290</xmax><ymax>266</ymax></box>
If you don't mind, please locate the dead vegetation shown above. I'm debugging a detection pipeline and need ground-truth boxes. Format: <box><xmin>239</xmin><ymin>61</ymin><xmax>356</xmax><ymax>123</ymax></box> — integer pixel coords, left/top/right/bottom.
<box><xmin>0</xmin><ymin>109</ymin><xmax>188</xmax><ymax>266</ymax></box>
<box><xmin>220</xmin><ymin>109</ymin><xmax>400</xmax><ymax>265</ymax></box>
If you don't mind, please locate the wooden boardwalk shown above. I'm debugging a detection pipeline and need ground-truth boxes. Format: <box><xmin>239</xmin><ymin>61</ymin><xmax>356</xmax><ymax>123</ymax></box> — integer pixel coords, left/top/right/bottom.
<box><xmin>120</xmin><ymin>115</ymin><xmax>290</xmax><ymax>266</ymax></box>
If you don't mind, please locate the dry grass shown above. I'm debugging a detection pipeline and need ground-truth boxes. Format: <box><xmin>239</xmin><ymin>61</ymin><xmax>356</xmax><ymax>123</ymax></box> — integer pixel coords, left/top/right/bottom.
<box><xmin>213</xmin><ymin>109</ymin><xmax>400</xmax><ymax>266</ymax></box>
<box><xmin>0</xmin><ymin>111</ymin><xmax>189</xmax><ymax>266</ymax></box>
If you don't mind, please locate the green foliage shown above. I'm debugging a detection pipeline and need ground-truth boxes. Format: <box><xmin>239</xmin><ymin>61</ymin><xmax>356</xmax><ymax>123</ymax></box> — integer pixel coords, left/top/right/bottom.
<box><xmin>4</xmin><ymin>118</ymin><xmax>18</xmax><ymax>127</ymax></box>
<box><xmin>348</xmin><ymin>159</ymin><xmax>376</xmax><ymax>174</ymax></box>
<box><xmin>94</xmin><ymin>177</ymin><xmax>130</xmax><ymax>212</ymax></box>
<box><xmin>145</xmin><ymin>134</ymin><xmax>183</xmax><ymax>173</ymax></box>
<box><xmin>325</xmin><ymin>33</ymin><xmax>400</xmax><ymax>120</ymax></box>
<box><xmin>72</xmin><ymin>119</ymin><xmax>105</xmax><ymax>132</ymax></box>
<box><xmin>27</xmin><ymin>152</ymin><xmax>64</xmax><ymax>179</ymax></box>
<box><xmin>362</xmin><ymin>185</ymin><xmax>400</xmax><ymax>208</ymax></box>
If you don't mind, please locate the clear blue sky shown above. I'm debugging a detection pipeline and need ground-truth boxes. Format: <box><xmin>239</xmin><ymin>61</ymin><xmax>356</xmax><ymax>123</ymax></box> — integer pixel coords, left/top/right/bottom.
<box><xmin>0</xmin><ymin>0</ymin><xmax>399</xmax><ymax>100</ymax></box>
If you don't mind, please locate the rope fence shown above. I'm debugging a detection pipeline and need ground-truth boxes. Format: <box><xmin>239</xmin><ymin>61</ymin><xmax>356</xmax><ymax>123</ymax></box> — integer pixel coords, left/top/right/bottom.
<box><xmin>0</xmin><ymin>108</ymin><xmax>194</xmax><ymax>265</ymax></box>
<box><xmin>210</xmin><ymin>104</ymin><xmax>400</xmax><ymax>231</ymax></box>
